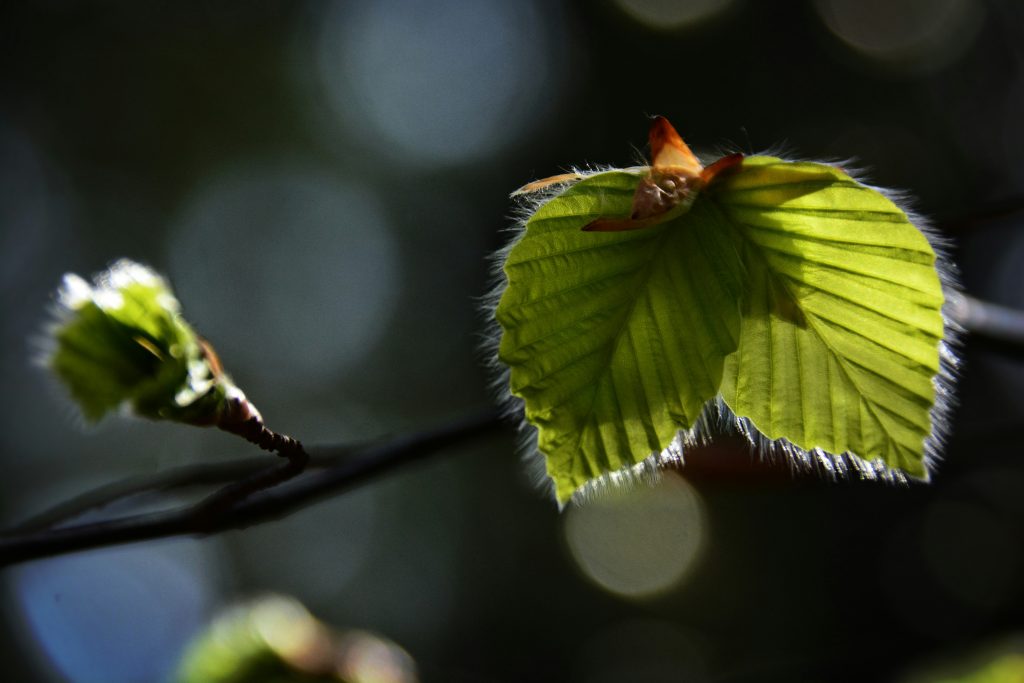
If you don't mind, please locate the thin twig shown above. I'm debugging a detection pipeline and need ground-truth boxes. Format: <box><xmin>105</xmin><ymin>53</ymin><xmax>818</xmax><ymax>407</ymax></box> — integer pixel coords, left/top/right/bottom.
<box><xmin>8</xmin><ymin>447</ymin><xmax>363</xmax><ymax>535</ymax></box>
<box><xmin>9</xmin><ymin>458</ymin><xmax>277</xmax><ymax>534</ymax></box>
<box><xmin>0</xmin><ymin>410</ymin><xmax>505</xmax><ymax>566</ymax></box>
<box><xmin>188</xmin><ymin>456</ymin><xmax>307</xmax><ymax>524</ymax></box>
<box><xmin>185</xmin><ymin>395</ymin><xmax>312</xmax><ymax>526</ymax></box>
<box><xmin>947</xmin><ymin>292</ymin><xmax>1024</xmax><ymax>345</ymax></box>
<box><xmin>222</xmin><ymin>414</ymin><xmax>306</xmax><ymax>462</ymax></box>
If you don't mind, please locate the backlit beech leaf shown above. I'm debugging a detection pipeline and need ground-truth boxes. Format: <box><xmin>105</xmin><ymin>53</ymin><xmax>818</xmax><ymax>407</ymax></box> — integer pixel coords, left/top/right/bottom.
<box><xmin>492</xmin><ymin>118</ymin><xmax>956</xmax><ymax>505</ymax></box>
<box><xmin>496</xmin><ymin>171</ymin><xmax>744</xmax><ymax>503</ymax></box>
<box><xmin>714</xmin><ymin>157</ymin><xmax>950</xmax><ymax>479</ymax></box>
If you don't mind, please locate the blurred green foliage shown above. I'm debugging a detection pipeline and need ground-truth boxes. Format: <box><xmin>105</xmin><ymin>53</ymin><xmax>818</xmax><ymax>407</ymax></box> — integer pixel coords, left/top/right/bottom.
<box><xmin>47</xmin><ymin>259</ymin><xmax>229</xmax><ymax>425</ymax></box>
<box><xmin>944</xmin><ymin>654</ymin><xmax>1024</xmax><ymax>683</ymax></box>
<box><xmin>175</xmin><ymin>596</ymin><xmax>417</xmax><ymax>683</ymax></box>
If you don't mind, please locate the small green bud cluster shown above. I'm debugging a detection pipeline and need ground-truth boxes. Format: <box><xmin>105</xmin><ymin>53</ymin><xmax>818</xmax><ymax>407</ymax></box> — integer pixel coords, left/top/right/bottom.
<box><xmin>44</xmin><ymin>259</ymin><xmax>242</xmax><ymax>427</ymax></box>
<box><xmin>174</xmin><ymin>595</ymin><xmax>417</xmax><ymax>683</ymax></box>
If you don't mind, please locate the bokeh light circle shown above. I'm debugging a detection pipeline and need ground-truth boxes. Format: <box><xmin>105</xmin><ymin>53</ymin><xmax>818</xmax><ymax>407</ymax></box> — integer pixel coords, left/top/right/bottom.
<box><xmin>922</xmin><ymin>499</ymin><xmax>1021</xmax><ymax>613</ymax></box>
<box><xmin>814</xmin><ymin>0</ymin><xmax>984</xmax><ymax>71</ymax></box>
<box><xmin>168</xmin><ymin>163</ymin><xmax>399</xmax><ymax>394</ymax></box>
<box><xmin>576</xmin><ymin>618</ymin><xmax>710</xmax><ymax>682</ymax></box>
<box><xmin>232</xmin><ymin>485</ymin><xmax>379</xmax><ymax>604</ymax></box>
<box><xmin>0</xmin><ymin>121</ymin><xmax>75</xmax><ymax>296</ymax></box>
<box><xmin>564</xmin><ymin>472</ymin><xmax>707</xmax><ymax>599</ymax></box>
<box><xmin>615</xmin><ymin>0</ymin><xmax>734</xmax><ymax>30</ymax></box>
<box><xmin>8</xmin><ymin>540</ymin><xmax>221</xmax><ymax>683</ymax></box>
<box><xmin>316</xmin><ymin>0</ymin><xmax>565</xmax><ymax>167</ymax></box>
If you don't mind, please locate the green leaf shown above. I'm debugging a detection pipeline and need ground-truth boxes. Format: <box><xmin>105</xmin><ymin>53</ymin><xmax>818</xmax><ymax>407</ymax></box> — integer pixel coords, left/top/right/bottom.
<box><xmin>711</xmin><ymin>158</ymin><xmax>946</xmax><ymax>479</ymax></box>
<box><xmin>496</xmin><ymin>171</ymin><xmax>745</xmax><ymax>503</ymax></box>
<box><xmin>495</xmin><ymin>155</ymin><xmax>952</xmax><ymax>504</ymax></box>
<box><xmin>46</xmin><ymin>259</ymin><xmax>232</xmax><ymax>425</ymax></box>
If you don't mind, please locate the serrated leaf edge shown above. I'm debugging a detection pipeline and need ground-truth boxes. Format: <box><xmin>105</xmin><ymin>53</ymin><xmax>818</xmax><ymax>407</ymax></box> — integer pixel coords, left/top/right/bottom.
<box><xmin>485</xmin><ymin>160</ymin><xmax>962</xmax><ymax>506</ymax></box>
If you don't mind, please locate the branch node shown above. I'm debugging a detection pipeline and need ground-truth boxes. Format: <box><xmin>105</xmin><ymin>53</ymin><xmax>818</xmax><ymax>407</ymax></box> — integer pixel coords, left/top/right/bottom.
<box><xmin>217</xmin><ymin>395</ymin><xmax>308</xmax><ymax>465</ymax></box>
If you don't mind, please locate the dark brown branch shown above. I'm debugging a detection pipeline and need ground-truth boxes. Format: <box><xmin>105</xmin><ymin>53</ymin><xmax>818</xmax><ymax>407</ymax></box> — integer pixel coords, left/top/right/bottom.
<box><xmin>4</xmin><ymin>198</ymin><xmax>1022</xmax><ymax>567</ymax></box>
<box><xmin>0</xmin><ymin>410</ymin><xmax>505</xmax><ymax>566</ymax></box>
<box><xmin>5</xmin><ymin>282</ymin><xmax>1023</xmax><ymax>567</ymax></box>
<box><xmin>165</xmin><ymin>394</ymin><xmax>315</xmax><ymax>527</ymax></box>
<box><xmin>8</xmin><ymin>448</ymin><xmax>362</xmax><ymax>535</ymax></box>
<box><xmin>219</xmin><ymin>409</ymin><xmax>306</xmax><ymax>462</ymax></box>
<box><xmin>9</xmin><ymin>458</ymin><xmax>276</xmax><ymax>534</ymax></box>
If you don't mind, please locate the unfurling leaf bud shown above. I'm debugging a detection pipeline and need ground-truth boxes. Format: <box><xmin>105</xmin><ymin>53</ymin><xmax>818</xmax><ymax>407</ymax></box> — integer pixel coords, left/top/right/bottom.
<box><xmin>43</xmin><ymin>258</ymin><xmax>246</xmax><ymax>428</ymax></box>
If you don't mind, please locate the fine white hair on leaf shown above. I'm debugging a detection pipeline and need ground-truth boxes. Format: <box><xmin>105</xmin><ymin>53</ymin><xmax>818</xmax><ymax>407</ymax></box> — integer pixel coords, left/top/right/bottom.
<box><xmin>696</xmin><ymin>156</ymin><xmax>962</xmax><ymax>484</ymax></box>
<box><xmin>832</xmin><ymin>159</ymin><xmax>963</xmax><ymax>480</ymax></box>
<box><xmin>566</xmin><ymin>430</ymin><xmax>691</xmax><ymax>508</ymax></box>
<box><xmin>692</xmin><ymin>398</ymin><xmax>912</xmax><ymax>484</ymax></box>
<box><xmin>480</xmin><ymin>165</ymin><xmax>622</xmax><ymax>504</ymax></box>
<box><xmin>483</xmin><ymin>164</ymin><xmax>697</xmax><ymax>504</ymax></box>
<box><xmin>33</xmin><ymin>258</ymin><xmax>183</xmax><ymax>430</ymax></box>
<box><xmin>687</xmin><ymin>156</ymin><xmax>962</xmax><ymax>484</ymax></box>
<box><xmin>56</xmin><ymin>273</ymin><xmax>93</xmax><ymax>310</ymax></box>
<box><xmin>484</xmin><ymin>155</ymin><xmax>961</xmax><ymax>505</ymax></box>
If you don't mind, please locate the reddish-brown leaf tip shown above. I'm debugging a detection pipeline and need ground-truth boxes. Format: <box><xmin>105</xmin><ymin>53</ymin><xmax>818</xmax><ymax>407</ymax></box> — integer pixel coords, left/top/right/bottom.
<box><xmin>700</xmin><ymin>153</ymin><xmax>744</xmax><ymax>187</ymax></box>
<box><xmin>649</xmin><ymin>116</ymin><xmax>702</xmax><ymax>178</ymax></box>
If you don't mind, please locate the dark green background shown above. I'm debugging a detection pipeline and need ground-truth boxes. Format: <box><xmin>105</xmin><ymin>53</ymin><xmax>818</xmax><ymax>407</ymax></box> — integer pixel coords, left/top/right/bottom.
<box><xmin>1</xmin><ymin>1</ymin><xmax>1023</xmax><ymax>681</ymax></box>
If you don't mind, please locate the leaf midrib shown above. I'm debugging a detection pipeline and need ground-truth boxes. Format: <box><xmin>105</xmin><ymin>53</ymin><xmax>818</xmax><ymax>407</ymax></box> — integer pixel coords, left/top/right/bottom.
<box><xmin>555</xmin><ymin>216</ymin><xmax>686</xmax><ymax>483</ymax></box>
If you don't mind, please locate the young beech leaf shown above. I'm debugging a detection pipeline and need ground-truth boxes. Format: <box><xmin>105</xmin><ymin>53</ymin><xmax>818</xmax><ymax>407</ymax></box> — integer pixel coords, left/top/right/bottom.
<box><xmin>714</xmin><ymin>158</ymin><xmax>951</xmax><ymax>479</ymax></box>
<box><xmin>43</xmin><ymin>259</ymin><xmax>247</xmax><ymax>427</ymax></box>
<box><xmin>491</xmin><ymin>117</ymin><xmax>957</xmax><ymax>505</ymax></box>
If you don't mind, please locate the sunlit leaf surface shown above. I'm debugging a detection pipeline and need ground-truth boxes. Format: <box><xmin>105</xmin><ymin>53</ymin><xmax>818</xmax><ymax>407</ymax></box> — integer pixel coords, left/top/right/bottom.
<box><xmin>496</xmin><ymin>152</ymin><xmax>949</xmax><ymax>504</ymax></box>
<box><xmin>47</xmin><ymin>259</ymin><xmax>228</xmax><ymax>425</ymax></box>
<box><xmin>497</xmin><ymin>171</ymin><xmax>743</xmax><ymax>503</ymax></box>
<box><xmin>715</xmin><ymin>158</ymin><xmax>945</xmax><ymax>478</ymax></box>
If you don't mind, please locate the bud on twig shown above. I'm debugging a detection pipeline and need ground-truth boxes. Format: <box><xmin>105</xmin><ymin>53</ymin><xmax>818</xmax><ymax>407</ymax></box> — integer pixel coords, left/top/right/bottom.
<box><xmin>42</xmin><ymin>259</ymin><xmax>297</xmax><ymax>460</ymax></box>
